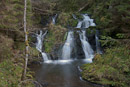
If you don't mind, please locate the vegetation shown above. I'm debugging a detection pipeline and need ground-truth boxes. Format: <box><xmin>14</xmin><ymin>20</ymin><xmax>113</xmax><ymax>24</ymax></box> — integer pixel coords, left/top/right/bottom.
<box><xmin>44</xmin><ymin>24</ymin><xmax>66</xmax><ymax>53</ymax></box>
<box><xmin>0</xmin><ymin>0</ymin><xmax>130</xmax><ymax>87</ymax></box>
<box><xmin>54</xmin><ymin>0</ymin><xmax>130</xmax><ymax>86</ymax></box>
<box><xmin>82</xmin><ymin>44</ymin><xmax>130</xmax><ymax>87</ymax></box>
<box><xmin>0</xmin><ymin>59</ymin><xmax>34</xmax><ymax>87</ymax></box>
<box><xmin>0</xmin><ymin>35</ymin><xmax>34</xmax><ymax>87</ymax></box>
<box><xmin>0</xmin><ymin>0</ymin><xmax>35</xmax><ymax>86</ymax></box>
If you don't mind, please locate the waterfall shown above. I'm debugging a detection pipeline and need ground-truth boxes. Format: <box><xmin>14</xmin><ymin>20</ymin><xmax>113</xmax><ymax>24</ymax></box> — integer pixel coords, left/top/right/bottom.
<box><xmin>76</xmin><ymin>20</ymin><xmax>83</xmax><ymax>28</ymax></box>
<box><xmin>76</xmin><ymin>14</ymin><xmax>96</xmax><ymax>28</ymax></box>
<box><xmin>79</xmin><ymin>30</ymin><xmax>94</xmax><ymax>59</ymax></box>
<box><xmin>52</xmin><ymin>14</ymin><xmax>58</xmax><ymax>24</ymax></box>
<box><xmin>76</xmin><ymin>14</ymin><xmax>96</xmax><ymax>61</ymax></box>
<box><xmin>95</xmin><ymin>30</ymin><xmax>102</xmax><ymax>54</ymax></box>
<box><xmin>41</xmin><ymin>52</ymin><xmax>49</xmax><ymax>61</ymax></box>
<box><xmin>36</xmin><ymin>30</ymin><xmax>49</xmax><ymax>61</ymax></box>
<box><xmin>62</xmin><ymin>31</ymin><xmax>74</xmax><ymax>60</ymax></box>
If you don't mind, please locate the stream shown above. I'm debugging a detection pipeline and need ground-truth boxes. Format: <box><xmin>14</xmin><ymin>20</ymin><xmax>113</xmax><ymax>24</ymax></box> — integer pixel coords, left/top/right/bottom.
<box><xmin>32</xmin><ymin>14</ymin><xmax>104</xmax><ymax>87</ymax></box>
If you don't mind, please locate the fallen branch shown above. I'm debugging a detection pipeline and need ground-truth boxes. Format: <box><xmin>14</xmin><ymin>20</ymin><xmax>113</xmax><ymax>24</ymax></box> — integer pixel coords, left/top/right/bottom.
<box><xmin>18</xmin><ymin>79</ymin><xmax>33</xmax><ymax>87</ymax></box>
<box><xmin>78</xmin><ymin>3</ymin><xmax>88</xmax><ymax>12</ymax></box>
<box><xmin>33</xmin><ymin>7</ymin><xmax>53</xmax><ymax>14</ymax></box>
<box><xmin>33</xmin><ymin>81</ymin><xmax>43</xmax><ymax>87</ymax></box>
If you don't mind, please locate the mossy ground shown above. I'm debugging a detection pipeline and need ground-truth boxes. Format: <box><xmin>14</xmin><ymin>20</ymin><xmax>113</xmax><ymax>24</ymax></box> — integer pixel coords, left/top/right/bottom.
<box><xmin>82</xmin><ymin>44</ymin><xmax>130</xmax><ymax>87</ymax></box>
<box><xmin>0</xmin><ymin>59</ymin><xmax>34</xmax><ymax>87</ymax></box>
<box><xmin>0</xmin><ymin>35</ymin><xmax>34</xmax><ymax>87</ymax></box>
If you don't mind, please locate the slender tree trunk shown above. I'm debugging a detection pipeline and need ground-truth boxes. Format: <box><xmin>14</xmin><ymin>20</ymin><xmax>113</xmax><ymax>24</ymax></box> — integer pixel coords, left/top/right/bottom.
<box><xmin>22</xmin><ymin>0</ymin><xmax>29</xmax><ymax>80</ymax></box>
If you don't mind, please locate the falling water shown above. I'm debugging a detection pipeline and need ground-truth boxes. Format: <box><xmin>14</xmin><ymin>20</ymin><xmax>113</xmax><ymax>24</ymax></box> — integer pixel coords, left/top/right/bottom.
<box><xmin>79</xmin><ymin>30</ymin><xmax>94</xmax><ymax>60</ymax></box>
<box><xmin>52</xmin><ymin>14</ymin><xmax>58</xmax><ymax>24</ymax></box>
<box><xmin>95</xmin><ymin>30</ymin><xmax>102</xmax><ymax>54</ymax></box>
<box><xmin>32</xmin><ymin>14</ymin><xmax>103</xmax><ymax>87</ymax></box>
<box><xmin>36</xmin><ymin>30</ymin><xmax>44</xmax><ymax>52</ymax></box>
<box><xmin>36</xmin><ymin>30</ymin><xmax>49</xmax><ymax>61</ymax></box>
<box><xmin>41</xmin><ymin>52</ymin><xmax>49</xmax><ymax>61</ymax></box>
<box><xmin>76</xmin><ymin>20</ymin><xmax>83</xmax><ymax>28</ymax></box>
<box><xmin>62</xmin><ymin>31</ymin><xmax>74</xmax><ymax>60</ymax></box>
<box><xmin>76</xmin><ymin>14</ymin><xmax>96</xmax><ymax>28</ymax></box>
<box><xmin>76</xmin><ymin>14</ymin><xmax>95</xmax><ymax>61</ymax></box>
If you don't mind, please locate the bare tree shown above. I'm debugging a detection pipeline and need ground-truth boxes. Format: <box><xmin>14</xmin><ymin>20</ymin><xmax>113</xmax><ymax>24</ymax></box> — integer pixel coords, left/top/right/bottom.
<box><xmin>22</xmin><ymin>0</ymin><xmax>29</xmax><ymax>80</ymax></box>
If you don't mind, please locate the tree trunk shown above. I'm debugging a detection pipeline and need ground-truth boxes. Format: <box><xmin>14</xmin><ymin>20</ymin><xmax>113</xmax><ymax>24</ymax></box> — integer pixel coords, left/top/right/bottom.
<box><xmin>22</xmin><ymin>0</ymin><xmax>29</xmax><ymax>80</ymax></box>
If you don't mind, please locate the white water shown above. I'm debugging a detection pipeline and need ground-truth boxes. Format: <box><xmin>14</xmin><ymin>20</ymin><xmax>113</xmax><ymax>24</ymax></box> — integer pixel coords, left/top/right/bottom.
<box><xmin>95</xmin><ymin>30</ymin><xmax>102</xmax><ymax>54</ymax></box>
<box><xmin>79</xmin><ymin>30</ymin><xmax>94</xmax><ymax>59</ymax></box>
<box><xmin>76</xmin><ymin>14</ymin><xmax>96</xmax><ymax>28</ymax></box>
<box><xmin>36</xmin><ymin>30</ymin><xmax>49</xmax><ymax>61</ymax></box>
<box><xmin>52</xmin><ymin>14</ymin><xmax>58</xmax><ymax>24</ymax></box>
<box><xmin>76</xmin><ymin>21</ymin><xmax>83</xmax><ymax>28</ymax></box>
<box><xmin>62</xmin><ymin>31</ymin><xmax>74</xmax><ymax>60</ymax></box>
<box><xmin>76</xmin><ymin>14</ymin><xmax>95</xmax><ymax>61</ymax></box>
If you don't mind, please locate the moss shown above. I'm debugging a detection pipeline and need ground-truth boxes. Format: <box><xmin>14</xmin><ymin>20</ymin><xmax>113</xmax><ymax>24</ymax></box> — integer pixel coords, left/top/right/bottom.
<box><xmin>82</xmin><ymin>44</ymin><xmax>130</xmax><ymax>87</ymax></box>
<box><xmin>29</xmin><ymin>47</ymin><xmax>39</xmax><ymax>57</ymax></box>
<box><xmin>44</xmin><ymin>24</ymin><xmax>67</xmax><ymax>53</ymax></box>
<box><xmin>0</xmin><ymin>35</ymin><xmax>14</xmax><ymax>62</ymax></box>
<box><xmin>0</xmin><ymin>59</ymin><xmax>34</xmax><ymax>87</ymax></box>
<box><xmin>0</xmin><ymin>35</ymin><xmax>34</xmax><ymax>87</ymax></box>
<box><xmin>57</xmin><ymin>13</ymin><xmax>71</xmax><ymax>27</ymax></box>
<box><xmin>0</xmin><ymin>0</ymin><xmax>33</xmax><ymax>32</ymax></box>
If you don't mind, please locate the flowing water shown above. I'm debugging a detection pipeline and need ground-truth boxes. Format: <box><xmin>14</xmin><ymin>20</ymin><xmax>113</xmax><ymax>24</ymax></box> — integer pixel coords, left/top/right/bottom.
<box><xmin>62</xmin><ymin>31</ymin><xmax>74</xmax><ymax>60</ymax></box>
<box><xmin>95</xmin><ymin>30</ymin><xmax>102</xmax><ymax>54</ymax></box>
<box><xmin>36</xmin><ymin>30</ymin><xmax>49</xmax><ymax>61</ymax></box>
<box><xmin>76</xmin><ymin>14</ymin><xmax>95</xmax><ymax>62</ymax></box>
<box><xmin>79</xmin><ymin>30</ymin><xmax>94</xmax><ymax>62</ymax></box>
<box><xmin>32</xmin><ymin>60</ymin><xmax>103</xmax><ymax>87</ymax></box>
<box><xmin>52</xmin><ymin>14</ymin><xmax>58</xmax><ymax>24</ymax></box>
<box><xmin>33</xmin><ymin>14</ymin><xmax>104</xmax><ymax>87</ymax></box>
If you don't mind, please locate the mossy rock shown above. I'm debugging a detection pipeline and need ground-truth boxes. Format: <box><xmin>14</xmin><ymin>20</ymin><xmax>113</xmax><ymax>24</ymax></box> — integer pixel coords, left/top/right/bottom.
<box><xmin>44</xmin><ymin>24</ymin><xmax>67</xmax><ymax>53</ymax></box>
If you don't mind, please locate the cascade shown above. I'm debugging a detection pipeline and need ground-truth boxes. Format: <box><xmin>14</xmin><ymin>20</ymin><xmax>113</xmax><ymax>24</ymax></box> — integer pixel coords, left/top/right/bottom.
<box><xmin>76</xmin><ymin>20</ymin><xmax>83</xmax><ymax>28</ymax></box>
<box><xmin>36</xmin><ymin>30</ymin><xmax>49</xmax><ymax>61</ymax></box>
<box><xmin>76</xmin><ymin>14</ymin><xmax>96</xmax><ymax>61</ymax></box>
<box><xmin>35</xmin><ymin>13</ymin><xmax>102</xmax><ymax>63</ymax></box>
<box><xmin>79</xmin><ymin>30</ymin><xmax>94</xmax><ymax>59</ymax></box>
<box><xmin>95</xmin><ymin>30</ymin><xmax>102</xmax><ymax>54</ymax></box>
<box><xmin>62</xmin><ymin>31</ymin><xmax>74</xmax><ymax>60</ymax></box>
<box><xmin>52</xmin><ymin>14</ymin><xmax>58</xmax><ymax>24</ymax></box>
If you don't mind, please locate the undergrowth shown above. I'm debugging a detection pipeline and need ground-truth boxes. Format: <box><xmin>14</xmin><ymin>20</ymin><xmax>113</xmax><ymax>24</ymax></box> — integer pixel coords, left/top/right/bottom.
<box><xmin>82</xmin><ymin>44</ymin><xmax>130</xmax><ymax>87</ymax></box>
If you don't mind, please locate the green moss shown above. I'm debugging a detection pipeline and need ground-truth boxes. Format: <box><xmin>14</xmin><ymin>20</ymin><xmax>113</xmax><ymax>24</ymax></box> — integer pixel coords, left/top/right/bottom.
<box><xmin>44</xmin><ymin>24</ymin><xmax>67</xmax><ymax>53</ymax></box>
<box><xmin>29</xmin><ymin>47</ymin><xmax>39</xmax><ymax>57</ymax></box>
<box><xmin>82</xmin><ymin>45</ymin><xmax>130</xmax><ymax>87</ymax></box>
<box><xmin>44</xmin><ymin>29</ymin><xmax>56</xmax><ymax>53</ymax></box>
<box><xmin>0</xmin><ymin>59</ymin><xmax>34</xmax><ymax>87</ymax></box>
<box><xmin>57</xmin><ymin>13</ymin><xmax>71</xmax><ymax>27</ymax></box>
<box><xmin>0</xmin><ymin>0</ymin><xmax>33</xmax><ymax>32</ymax></box>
